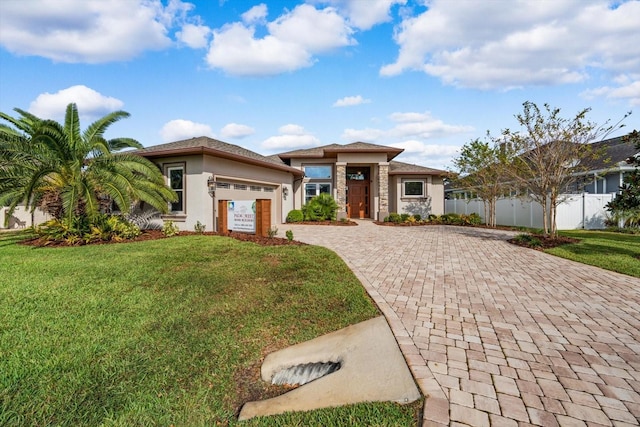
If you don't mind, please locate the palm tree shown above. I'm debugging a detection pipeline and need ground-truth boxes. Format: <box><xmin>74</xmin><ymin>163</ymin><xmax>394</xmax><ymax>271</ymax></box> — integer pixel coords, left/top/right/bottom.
<box><xmin>0</xmin><ymin>103</ymin><xmax>176</xmax><ymax>225</ymax></box>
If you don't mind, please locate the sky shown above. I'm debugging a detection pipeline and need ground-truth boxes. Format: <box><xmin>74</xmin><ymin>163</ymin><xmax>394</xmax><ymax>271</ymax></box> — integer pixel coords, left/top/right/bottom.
<box><xmin>0</xmin><ymin>0</ymin><xmax>638</xmax><ymax>170</ymax></box>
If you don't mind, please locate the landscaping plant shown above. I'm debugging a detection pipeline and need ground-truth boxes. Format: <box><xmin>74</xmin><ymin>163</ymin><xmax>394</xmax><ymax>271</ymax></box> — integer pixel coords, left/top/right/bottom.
<box><xmin>301</xmin><ymin>194</ymin><xmax>338</xmax><ymax>221</ymax></box>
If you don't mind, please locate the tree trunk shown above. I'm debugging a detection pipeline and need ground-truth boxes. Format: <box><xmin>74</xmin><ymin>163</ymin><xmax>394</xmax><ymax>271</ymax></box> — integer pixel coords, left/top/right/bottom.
<box><xmin>540</xmin><ymin>197</ymin><xmax>549</xmax><ymax>236</ymax></box>
<box><xmin>550</xmin><ymin>192</ymin><xmax>558</xmax><ymax>238</ymax></box>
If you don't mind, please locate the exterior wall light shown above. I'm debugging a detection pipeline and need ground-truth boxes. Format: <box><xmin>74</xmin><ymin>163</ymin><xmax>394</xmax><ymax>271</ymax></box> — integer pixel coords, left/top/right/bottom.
<box><xmin>207</xmin><ymin>175</ymin><xmax>215</xmax><ymax>197</ymax></box>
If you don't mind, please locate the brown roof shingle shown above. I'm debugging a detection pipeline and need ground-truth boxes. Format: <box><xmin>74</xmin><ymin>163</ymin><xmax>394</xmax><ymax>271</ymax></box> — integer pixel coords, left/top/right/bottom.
<box><xmin>389</xmin><ymin>160</ymin><xmax>447</xmax><ymax>176</ymax></box>
<box><xmin>133</xmin><ymin>136</ymin><xmax>302</xmax><ymax>176</ymax></box>
<box><xmin>277</xmin><ymin>142</ymin><xmax>403</xmax><ymax>161</ymax></box>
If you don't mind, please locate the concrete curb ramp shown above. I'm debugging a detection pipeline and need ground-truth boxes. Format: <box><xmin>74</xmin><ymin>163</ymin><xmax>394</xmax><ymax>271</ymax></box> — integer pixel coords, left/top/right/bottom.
<box><xmin>238</xmin><ymin>316</ymin><xmax>421</xmax><ymax>421</ymax></box>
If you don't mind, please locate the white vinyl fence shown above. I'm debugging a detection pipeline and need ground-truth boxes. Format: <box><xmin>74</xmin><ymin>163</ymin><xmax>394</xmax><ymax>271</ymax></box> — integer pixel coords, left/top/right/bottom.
<box><xmin>445</xmin><ymin>193</ymin><xmax>614</xmax><ymax>230</ymax></box>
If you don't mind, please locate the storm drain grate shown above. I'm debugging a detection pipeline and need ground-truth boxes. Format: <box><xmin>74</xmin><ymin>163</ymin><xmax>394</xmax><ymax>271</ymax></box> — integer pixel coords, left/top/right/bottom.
<box><xmin>271</xmin><ymin>361</ymin><xmax>341</xmax><ymax>386</ymax></box>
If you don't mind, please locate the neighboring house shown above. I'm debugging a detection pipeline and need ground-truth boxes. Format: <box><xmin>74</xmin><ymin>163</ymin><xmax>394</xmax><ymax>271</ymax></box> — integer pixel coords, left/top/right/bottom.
<box><xmin>567</xmin><ymin>135</ymin><xmax>639</xmax><ymax>194</ymax></box>
<box><xmin>1</xmin><ymin>137</ymin><xmax>447</xmax><ymax>231</ymax></box>
<box><xmin>445</xmin><ymin>135</ymin><xmax>639</xmax><ymax>229</ymax></box>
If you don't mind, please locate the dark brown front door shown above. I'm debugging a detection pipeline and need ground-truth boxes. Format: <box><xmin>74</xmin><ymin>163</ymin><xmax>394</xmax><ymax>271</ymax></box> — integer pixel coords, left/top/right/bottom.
<box><xmin>346</xmin><ymin>167</ymin><xmax>370</xmax><ymax>219</ymax></box>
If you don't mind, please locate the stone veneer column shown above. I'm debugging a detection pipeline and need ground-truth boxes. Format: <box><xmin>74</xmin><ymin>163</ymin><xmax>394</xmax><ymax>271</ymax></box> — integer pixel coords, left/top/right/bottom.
<box><xmin>336</xmin><ymin>162</ymin><xmax>347</xmax><ymax>220</ymax></box>
<box><xmin>378</xmin><ymin>162</ymin><xmax>389</xmax><ymax>220</ymax></box>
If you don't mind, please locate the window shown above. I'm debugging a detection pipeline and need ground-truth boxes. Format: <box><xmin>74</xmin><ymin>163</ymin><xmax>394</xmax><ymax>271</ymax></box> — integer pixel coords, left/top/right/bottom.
<box><xmin>305</xmin><ymin>183</ymin><xmax>331</xmax><ymax>204</ymax></box>
<box><xmin>167</xmin><ymin>166</ymin><xmax>185</xmax><ymax>213</ymax></box>
<box><xmin>304</xmin><ymin>165</ymin><xmax>332</xmax><ymax>179</ymax></box>
<box><xmin>402</xmin><ymin>180</ymin><xmax>425</xmax><ymax>198</ymax></box>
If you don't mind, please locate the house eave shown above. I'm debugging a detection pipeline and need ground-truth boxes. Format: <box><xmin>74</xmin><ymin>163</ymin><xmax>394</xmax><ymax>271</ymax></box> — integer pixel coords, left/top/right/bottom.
<box><xmin>138</xmin><ymin>147</ymin><xmax>304</xmax><ymax>177</ymax></box>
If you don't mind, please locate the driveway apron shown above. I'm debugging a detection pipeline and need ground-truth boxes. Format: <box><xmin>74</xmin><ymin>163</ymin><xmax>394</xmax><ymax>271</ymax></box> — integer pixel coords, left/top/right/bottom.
<box><xmin>287</xmin><ymin>221</ymin><xmax>640</xmax><ymax>426</ymax></box>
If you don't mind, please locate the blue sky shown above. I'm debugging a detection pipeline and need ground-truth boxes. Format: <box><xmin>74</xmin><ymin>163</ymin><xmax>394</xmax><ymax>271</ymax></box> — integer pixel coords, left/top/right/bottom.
<box><xmin>0</xmin><ymin>0</ymin><xmax>638</xmax><ymax>170</ymax></box>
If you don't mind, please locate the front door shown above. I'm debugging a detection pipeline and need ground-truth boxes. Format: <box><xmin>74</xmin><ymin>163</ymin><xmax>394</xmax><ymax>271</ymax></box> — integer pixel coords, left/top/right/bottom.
<box><xmin>346</xmin><ymin>167</ymin><xmax>370</xmax><ymax>219</ymax></box>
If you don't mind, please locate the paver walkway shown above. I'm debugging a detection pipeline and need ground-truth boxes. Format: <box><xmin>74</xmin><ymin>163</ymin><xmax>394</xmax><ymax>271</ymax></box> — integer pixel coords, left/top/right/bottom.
<box><xmin>287</xmin><ymin>221</ymin><xmax>640</xmax><ymax>426</ymax></box>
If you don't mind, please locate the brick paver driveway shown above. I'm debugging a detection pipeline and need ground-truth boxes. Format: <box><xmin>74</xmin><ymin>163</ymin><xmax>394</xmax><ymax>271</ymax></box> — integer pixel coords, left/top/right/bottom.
<box><xmin>287</xmin><ymin>221</ymin><xmax>640</xmax><ymax>426</ymax></box>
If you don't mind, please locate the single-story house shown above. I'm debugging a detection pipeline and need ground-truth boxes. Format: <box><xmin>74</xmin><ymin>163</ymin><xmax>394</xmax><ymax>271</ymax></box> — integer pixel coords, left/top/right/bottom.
<box><xmin>134</xmin><ymin>138</ymin><xmax>446</xmax><ymax>232</ymax></box>
<box><xmin>1</xmin><ymin>137</ymin><xmax>447</xmax><ymax>232</ymax></box>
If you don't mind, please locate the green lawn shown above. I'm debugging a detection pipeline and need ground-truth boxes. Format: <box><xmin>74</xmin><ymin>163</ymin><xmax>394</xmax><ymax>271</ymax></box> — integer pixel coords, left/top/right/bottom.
<box><xmin>0</xmin><ymin>231</ymin><xmax>421</xmax><ymax>426</ymax></box>
<box><xmin>547</xmin><ymin>230</ymin><xmax>640</xmax><ymax>278</ymax></box>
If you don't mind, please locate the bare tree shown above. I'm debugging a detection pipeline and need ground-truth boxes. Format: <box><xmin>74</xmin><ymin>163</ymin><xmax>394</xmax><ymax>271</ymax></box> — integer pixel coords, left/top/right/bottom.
<box><xmin>500</xmin><ymin>102</ymin><xmax>629</xmax><ymax>237</ymax></box>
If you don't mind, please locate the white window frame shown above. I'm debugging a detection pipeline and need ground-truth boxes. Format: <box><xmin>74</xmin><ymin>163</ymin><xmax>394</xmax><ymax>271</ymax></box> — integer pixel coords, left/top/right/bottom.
<box><xmin>402</xmin><ymin>179</ymin><xmax>426</xmax><ymax>198</ymax></box>
<box><xmin>305</xmin><ymin>183</ymin><xmax>331</xmax><ymax>204</ymax></box>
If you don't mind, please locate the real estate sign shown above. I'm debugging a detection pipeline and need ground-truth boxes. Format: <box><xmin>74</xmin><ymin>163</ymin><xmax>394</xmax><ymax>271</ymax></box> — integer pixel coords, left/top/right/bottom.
<box><xmin>227</xmin><ymin>200</ymin><xmax>256</xmax><ymax>233</ymax></box>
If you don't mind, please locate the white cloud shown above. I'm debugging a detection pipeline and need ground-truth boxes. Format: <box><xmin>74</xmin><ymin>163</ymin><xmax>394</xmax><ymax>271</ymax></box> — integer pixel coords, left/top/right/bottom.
<box><xmin>206</xmin><ymin>4</ymin><xmax>355</xmax><ymax>76</ymax></box>
<box><xmin>160</xmin><ymin>119</ymin><xmax>214</xmax><ymax>142</ymax></box>
<box><xmin>319</xmin><ymin>0</ymin><xmax>406</xmax><ymax>30</ymax></box>
<box><xmin>0</xmin><ymin>0</ymin><xmax>203</xmax><ymax>63</ymax></box>
<box><xmin>262</xmin><ymin>124</ymin><xmax>320</xmax><ymax>149</ymax></box>
<box><xmin>381</xmin><ymin>0</ymin><xmax>640</xmax><ymax>90</ymax></box>
<box><xmin>28</xmin><ymin>85</ymin><xmax>124</xmax><ymax>121</ymax></box>
<box><xmin>176</xmin><ymin>23</ymin><xmax>211</xmax><ymax>49</ymax></box>
<box><xmin>342</xmin><ymin>111</ymin><xmax>473</xmax><ymax>142</ymax></box>
<box><xmin>388</xmin><ymin>111</ymin><xmax>474</xmax><ymax>139</ymax></box>
<box><xmin>220</xmin><ymin>123</ymin><xmax>255</xmax><ymax>139</ymax></box>
<box><xmin>333</xmin><ymin>95</ymin><xmax>371</xmax><ymax>107</ymax></box>
<box><xmin>391</xmin><ymin>140</ymin><xmax>462</xmax><ymax>170</ymax></box>
<box><xmin>341</xmin><ymin>128</ymin><xmax>385</xmax><ymax>142</ymax></box>
<box><xmin>581</xmin><ymin>74</ymin><xmax>640</xmax><ymax>106</ymax></box>
<box><xmin>242</xmin><ymin>4</ymin><xmax>268</xmax><ymax>25</ymax></box>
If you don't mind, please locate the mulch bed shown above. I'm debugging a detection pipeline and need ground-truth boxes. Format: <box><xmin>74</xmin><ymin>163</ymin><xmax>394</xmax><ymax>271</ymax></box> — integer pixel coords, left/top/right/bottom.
<box><xmin>507</xmin><ymin>234</ymin><xmax>579</xmax><ymax>250</ymax></box>
<box><xmin>20</xmin><ymin>230</ymin><xmax>307</xmax><ymax>248</ymax></box>
<box><xmin>374</xmin><ymin>221</ymin><xmax>433</xmax><ymax>227</ymax></box>
<box><xmin>293</xmin><ymin>220</ymin><xmax>358</xmax><ymax>226</ymax></box>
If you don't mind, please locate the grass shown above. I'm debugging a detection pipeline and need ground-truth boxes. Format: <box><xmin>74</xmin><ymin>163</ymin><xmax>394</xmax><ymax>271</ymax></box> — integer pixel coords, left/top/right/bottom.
<box><xmin>546</xmin><ymin>230</ymin><xmax>640</xmax><ymax>278</ymax></box>
<box><xmin>0</xmin><ymin>231</ymin><xmax>421</xmax><ymax>426</ymax></box>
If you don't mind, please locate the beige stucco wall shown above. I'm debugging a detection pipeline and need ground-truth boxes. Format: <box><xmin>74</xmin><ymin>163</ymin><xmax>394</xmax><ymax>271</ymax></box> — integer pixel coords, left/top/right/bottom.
<box><xmin>336</xmin><ymin>152</ymin><xmax>387</xmax><ymax>163</ymax></box>
<box><xmin>429</xmin><ymin>176</ymin><xmax>445</xmax><ymax>215</ymax></box>
<box><xmin>153</xmin><ymin>154</ymin><xmax>293</xmax><ymax>232</ymax></box>
<box><xmin>390</xmin><ymin>175</ymin><xmax>445</xmax><ymax>217</ymax></box>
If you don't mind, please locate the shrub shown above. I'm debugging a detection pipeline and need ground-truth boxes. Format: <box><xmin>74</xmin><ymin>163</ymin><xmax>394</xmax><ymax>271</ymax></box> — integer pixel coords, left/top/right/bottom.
<box><xmin>385</xmin><ymin>213</ymin><xmax>402</xmax><ymax>223</ymax></box>
<box><xmin>400</xmin><ymin>213</ymin><xmax>410</xmax><ymax>222</ymax></box>
<box><xmin>428</xmin><ymin>214</ymin><xmax>439</xmax><ymax>222</ymax></box>
<box><xmin>413</xmin><ymin>214</ymin><xmax>422</xmax><ymax>221</ymax></box>
<box><xmin>194</xmin><ymin>221</ymin><xmax>206</xmax><ymax>233</ymax></box>
<box><xmin>36</xmin><ymin>214</ymin><xmax>140</xmax><ymax>244</ymax></box>
<box><xmin>285</xmin><ymin>229</ymin><xmax>294</xmax><ymax>241</ymax></box>
<box><xmin>162</xmin><ymin>220</ymin><xmax>179</xmax><ymax>237</ymax></box>
<box><xmin>302</xmin><ymin>194</ymin><xmax>338</xmax><ymax>221</ymax></box>
<box><xmin>286</xmin><ymin>209</ymin><xmax>304</xmax><ymax>223</ymax></box>
<box><xmin>460</xmin><ymin>213</ymin><xmax>482</xmax><ymax>226</ymax></box>
<box><xmin>512</xmin><ymin>233</ymin><xmax>542</xmax><ymax>247</ymax></box>
<box><xmin>267</xmin><ymin>226</ymin><xmax>278</xmax><ymax>238</ymax></box>
<box><xmin>440</xmin><ymin>213</ymin><xmax>462</xmax><ymax>225</ymax></box>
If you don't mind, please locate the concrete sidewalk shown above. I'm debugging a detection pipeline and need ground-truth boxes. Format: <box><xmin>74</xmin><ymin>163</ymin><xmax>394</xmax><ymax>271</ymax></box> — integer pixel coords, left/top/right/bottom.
<box><xmin>287</xmin><ymin>221</ymin><xmax>640</xmax><ymax>426</ymax></box>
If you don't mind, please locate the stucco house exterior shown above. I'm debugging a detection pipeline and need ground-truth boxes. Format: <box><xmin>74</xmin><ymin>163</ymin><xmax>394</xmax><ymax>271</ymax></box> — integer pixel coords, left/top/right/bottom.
<box><xmin>1</xmin><ymin>137</ymin><xmax>447</xmax><ymax>231</ymax></box>
<box><xmin>134</xmin><ymin>138</ymin><xmax>446</xmax><ymax>232</ymax></box>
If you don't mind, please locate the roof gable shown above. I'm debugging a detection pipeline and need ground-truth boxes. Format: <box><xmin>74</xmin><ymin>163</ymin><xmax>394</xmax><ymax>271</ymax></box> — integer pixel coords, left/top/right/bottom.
<box><xmin>277</xmin><ymin>142</ymin><xmax>403</xmax><ymax>161</ymax></box>
<box><xmin>132</xmin><ymin>136</ymin><xmax>303</xmax><ymax>176</ymax></box>
<box><xmin>389</xmin><ymin>160</ymin><xmax>447</xmax><ymax>176</ymax></box>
